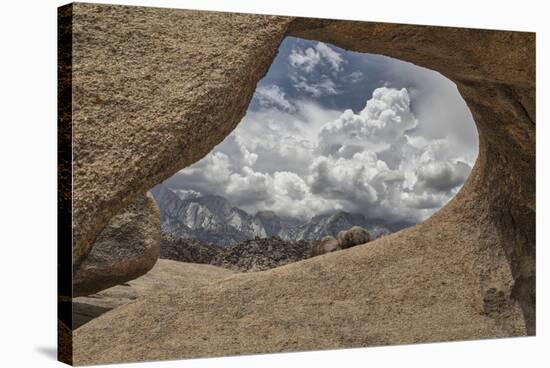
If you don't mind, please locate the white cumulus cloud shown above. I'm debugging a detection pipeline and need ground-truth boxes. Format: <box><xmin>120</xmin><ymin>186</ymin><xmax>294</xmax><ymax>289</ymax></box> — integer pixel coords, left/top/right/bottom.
<box><xmin>166</xmin><ymin>86</ymin><xmax>474</xmax><ymax>222</ymax></box>
<box><xmin>288</xmin><ymin>42</ymin><xmax>347</xmax><ymax>98</ymax></box>
<box><xmin>253</xmin><ymin>84</ymin><xmax>295</xmax><ymax>112</ymax></box>
<box><xmin>318</xmin><ymin>87</ymin><xmax>418</xmax><ymax>156</ymax></box>
<box><xmin>289</xmin><ymin>42</ymin><xmax>345</xmax><ymax>73</ymax></box>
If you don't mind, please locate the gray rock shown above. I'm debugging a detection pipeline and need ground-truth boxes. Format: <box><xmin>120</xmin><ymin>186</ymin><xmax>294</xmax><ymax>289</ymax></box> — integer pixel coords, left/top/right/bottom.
<box><xmin>210</xmin><ymin>236</ymin><xmax>314</xmax><ymax>272</ymax></box>
<box><xmin>73</xmin><ymin>192</ymin><xmax>160</xmax><ymax>297</ymax></box>
<box><xmin>337</xmin><ymin>226</ymin><xmax>372</xmax><ymax>249</ymax></box>
<box><xmin>160</xmin><ymin>233</ymin><xmax>222</xmax><ymax>264</ymax></box>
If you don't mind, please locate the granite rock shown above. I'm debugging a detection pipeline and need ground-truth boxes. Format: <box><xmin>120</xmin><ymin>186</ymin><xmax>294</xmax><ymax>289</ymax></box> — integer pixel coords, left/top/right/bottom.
<box><xmin>64</xmin><ymin>4</ymin><xmax>535</xmax><ymax>364</ymax></box>
<box><xmin>73</xmin><ymin>192</ymin><xmax>160</xmax><ymax>297</ymax></box>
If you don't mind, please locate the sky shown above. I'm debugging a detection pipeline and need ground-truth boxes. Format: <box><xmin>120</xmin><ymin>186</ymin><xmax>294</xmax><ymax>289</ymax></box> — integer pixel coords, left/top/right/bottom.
<box><xmin>163</xmin><ymin>36</ymin><xmax>478</xmax><ymax>224</ymax></box>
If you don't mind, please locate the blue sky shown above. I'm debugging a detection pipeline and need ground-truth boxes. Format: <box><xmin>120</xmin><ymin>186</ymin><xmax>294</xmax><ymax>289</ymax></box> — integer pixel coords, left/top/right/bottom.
<box><xmin>164</xmin><ymin>37</ymin><xmax>478</xmax><ymax>224</ymax></box>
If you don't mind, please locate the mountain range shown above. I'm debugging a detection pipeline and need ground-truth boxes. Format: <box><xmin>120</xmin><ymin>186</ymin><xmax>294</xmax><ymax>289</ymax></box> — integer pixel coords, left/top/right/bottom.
<box><xmin>151</xmin><ymin>183</ymin><xmax>412</xmax><ymax>246</ymax></box>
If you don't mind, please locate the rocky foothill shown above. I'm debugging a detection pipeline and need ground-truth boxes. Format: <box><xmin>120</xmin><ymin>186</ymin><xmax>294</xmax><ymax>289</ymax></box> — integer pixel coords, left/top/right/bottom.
<box><xmin>160</xmin><ymin>227</ymin><xmax>373</xmax><ymax>272</ymax></box>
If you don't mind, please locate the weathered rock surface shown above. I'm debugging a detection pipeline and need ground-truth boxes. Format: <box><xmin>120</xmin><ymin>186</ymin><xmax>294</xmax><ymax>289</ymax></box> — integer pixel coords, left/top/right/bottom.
<box><xmin>160</xmin><ymin>233</ymin><xmax>221</xmax><ymax>265</ymax></box>
<box><xmin>72</xmin><ymin>259</ymin><xmax>235</xmax><ymax>329</ymax></box>
<box><xmin>74</xmin><ymin>226</ymin><xmax>528</xmax><ymax>365</ymax></box>
<box><xmin>312</xmin><ymin>235</ymin><xmax>341</xmax><ymax>256</ymax></box>
<box><xmin>161</xmin><ymin>233</ymin><xmax>316</xmax><ymax>272</ymax></box>
<box><xmin>313</xmin><ymin>226</ymin><xmax>371</xmax><ymax>256</ymax></box>
<box><xmin>337</xmin><ymin>226</ymin><xmax>372</xmax><ymax>249</ymax></box>
<box><xmin>63</xmin><ymin>3</ymin><xmax>535</xmax><ymax>364</ymax></box>
<box><xmin>68</xmin><ymin>4</ymin><xmax>291</xmax><ymax>271</ymax></box>
<box><xmin>73</xmin><ymin>192</ymin><xmax>160</xmax><ymax>297</ymax></box>
<box><xmin>210</xmin><ymin>236</ymin><xmax>315</xmax><ymax>272</ymax></box>
<box><xmin>58</xmin><ymin>319</ymin><xmax>72</xmax><ymax>364</ymax></box>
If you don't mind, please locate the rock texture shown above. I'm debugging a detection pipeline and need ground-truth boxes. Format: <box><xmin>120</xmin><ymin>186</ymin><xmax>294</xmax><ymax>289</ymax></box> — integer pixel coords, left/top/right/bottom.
<box><xmin>210</xmin><ymin>236</ymin><xmax>315</xmax><ymax>272</ymax></box>
<box><xmin>72</xmin><ymin>259</ymin><xmax>235</xmax><ymax>329</ymax></box>
<box><xmin>73</xmin><ymin>192</ymin><xmax>160</xmax><ymax>297</ymax></box>
<box><xmin>312</xmin><ymin>235</ymin><xmax>341</xmax><ymax>256</ymax></box>
<box><xmin>65</xmin><ymin>3</ymin><xmax>535</xmax><ymax>365</ymax></box>
<box><xmin>161</xmin><ymin>234</ymin><xmax>316</xmax><ymax>272</ymax></box>
<box><xmin>337</xmin><ymin>226</ymin><xmax>371</xmax><ymax>249</ymax></box>
<box><xmin>313</xmin><ymin>226</ymin><xmax>372</xmax><ymax>256</ymax></box>
<box><xmin>286</xmin><ymin>17</ymin><xmax>536</xmax><ymax>333</ymax></box>
<box><xmin>160</xmin><ymin>233</ymin><xmax>221</xmax><ymax>265</ymax></box>
<box><xmin>74</xmin><ymin>228</ymin><xmax>528</xmax><ymax>365</ymax></box>
<box><xmin>58</xmin><ymin>319</ymin><xmax>72</xmax><ymax>364</ymax></box>
<box><xmin>70</xmin><ymin>4</ymin><xmax>291</xmax><ymax>271</ymax></box>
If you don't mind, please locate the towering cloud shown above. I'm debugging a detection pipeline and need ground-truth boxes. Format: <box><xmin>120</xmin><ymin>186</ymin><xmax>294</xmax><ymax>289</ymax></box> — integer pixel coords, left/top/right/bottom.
<box><xmin>163</xmin><ymin>38</ymin><xmax>478</xmax><ymax>224</ymax></box>
<box><xmin>317</xmin><ymin>87</ymin><xmax>417</xmax><ymax>156</ymax></box>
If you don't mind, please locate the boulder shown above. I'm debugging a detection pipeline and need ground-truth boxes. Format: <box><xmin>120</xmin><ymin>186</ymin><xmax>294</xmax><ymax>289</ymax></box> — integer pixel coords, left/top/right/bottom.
<box><xmin>337</xmin><ymin>226</ymin><xmax>372</xmax><ymax>249</ymax></box>
<box><xmin>312</xmin><ymin>235</ymin><xmax>341</xmax><ymax>256</ymax></box>
<box><xmin>73</xmin><ymin>192</ymin><xmax>160</xmax><ymax>297</ymax></box>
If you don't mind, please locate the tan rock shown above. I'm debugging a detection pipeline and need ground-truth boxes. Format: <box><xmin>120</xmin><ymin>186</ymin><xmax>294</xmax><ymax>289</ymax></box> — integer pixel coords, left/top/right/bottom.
<box><xmin>66</xmin><ymin>4</ymin><xmax>291</xmax><ymax>272</ymax></box>
<box><xmin>72</xmin><ymin>259</ymin><xmax>235</xmax><ymax>329</ymax></box>
<box><xmin>312</xmin><ymin>235</ymin><xmax>341</xmax><ymax>256</ymax></box>
<box><xmin>60</xmin><ymin>3</ymin><xmax>535</xmax><ymax>364</ymax></box>
<box><xmin>72</xmin><ymin>192</ymin><xmax>160</xmax><ymax>297</ymax></box>
<box><xmin>337</xmin><ymin>226</ymin><xmax>371</xmax><ymax>249</ymax></box>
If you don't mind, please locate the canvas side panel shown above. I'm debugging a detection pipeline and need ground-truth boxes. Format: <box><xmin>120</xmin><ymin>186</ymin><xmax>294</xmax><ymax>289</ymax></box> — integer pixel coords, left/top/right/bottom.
<box><xmin>58</xmin><ymin>3</ymin><xmax>73</xmax><ymax>366</ymax></box>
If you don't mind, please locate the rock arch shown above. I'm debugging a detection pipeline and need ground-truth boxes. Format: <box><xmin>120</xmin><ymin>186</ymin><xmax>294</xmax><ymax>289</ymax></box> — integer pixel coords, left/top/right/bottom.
<box><xmin>61</xmin><ymin>3</ymin><xmax>535</xmax><ymax>363</ymax></box>
<box><xmin>286</xmin><ymin>16</ymin><xmax>536</xmax><ymax>334</ymax></box>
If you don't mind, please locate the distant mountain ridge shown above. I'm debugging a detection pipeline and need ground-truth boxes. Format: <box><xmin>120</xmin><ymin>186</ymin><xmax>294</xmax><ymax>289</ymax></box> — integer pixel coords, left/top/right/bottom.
<box><xmin>151</xmin><ymin>183</ymin><xmax>412</xmax><ymax>246</ymax></box>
